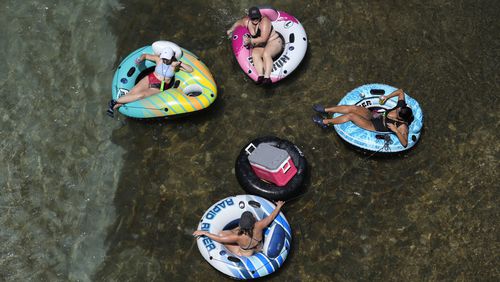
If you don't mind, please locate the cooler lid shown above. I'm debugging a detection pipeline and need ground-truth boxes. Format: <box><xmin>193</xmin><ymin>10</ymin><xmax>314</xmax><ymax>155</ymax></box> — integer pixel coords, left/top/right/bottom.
<box><xmin>248</xmin><ymin>143</ymin><xmax>290</xmax><ymax>170</ymax></box>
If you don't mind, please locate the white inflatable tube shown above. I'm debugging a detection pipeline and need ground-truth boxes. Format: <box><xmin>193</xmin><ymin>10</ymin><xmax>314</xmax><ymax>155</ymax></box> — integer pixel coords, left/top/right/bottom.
<box><xmin>196</xmin><ymin>195</ymin><xmax>292</xmax><ymax>279</ymax></box>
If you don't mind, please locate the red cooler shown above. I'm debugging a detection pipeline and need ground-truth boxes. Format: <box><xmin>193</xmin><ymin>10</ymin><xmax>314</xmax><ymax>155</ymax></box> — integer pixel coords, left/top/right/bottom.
<box><xmin>246</xmin><ymin>143</ymin><xmax>297</xmax><ymax>186</ymax></box>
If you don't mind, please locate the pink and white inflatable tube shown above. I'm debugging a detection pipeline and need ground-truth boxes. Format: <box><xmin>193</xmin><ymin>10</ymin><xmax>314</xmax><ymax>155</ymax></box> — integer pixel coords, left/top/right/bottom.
<box><xmin>231</xmin><ymin>7</ymin><xmax>308</xmax><ymax>84</ymax></box>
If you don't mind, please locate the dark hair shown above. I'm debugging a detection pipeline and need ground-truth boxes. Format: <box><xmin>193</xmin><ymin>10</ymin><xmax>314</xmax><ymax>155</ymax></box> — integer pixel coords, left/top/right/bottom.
<box><xmin>238</xmin><ymin>211</ymin><xmax>255</xmax><ymax>237</ymax></box>
<box><xmin>162</xmin><ymin>57</ymin><xmax>177</xmax><ymax>65</ymax></box>
<box><xmin>399</xmin><ymin>106</ymin><xmax>414</xmax><ymax>124</ymax></box>
<box><xmin>238</xmin><ymin>226</ymin><xmax>253</xmax><ymax>238</ymax></box>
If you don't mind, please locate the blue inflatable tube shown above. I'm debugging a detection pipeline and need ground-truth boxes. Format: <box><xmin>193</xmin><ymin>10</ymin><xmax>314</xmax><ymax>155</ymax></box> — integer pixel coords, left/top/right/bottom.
<box><xmin>333</xmin><ymin>84</ymin><xmax>424</xmax><ymax>154</ymax></box>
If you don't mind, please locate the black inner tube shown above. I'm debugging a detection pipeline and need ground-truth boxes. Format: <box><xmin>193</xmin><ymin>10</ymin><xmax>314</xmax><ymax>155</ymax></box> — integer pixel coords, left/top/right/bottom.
<box><xmin>235</xmin><ymin>136</ymin><xmax>307</xmax><ymax>201</ymax></box>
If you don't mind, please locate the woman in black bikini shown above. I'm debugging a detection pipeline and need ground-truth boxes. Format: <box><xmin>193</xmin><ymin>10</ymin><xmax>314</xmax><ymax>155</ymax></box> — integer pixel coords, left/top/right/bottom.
<box><xmin>193</xmin><ymin>201</ymin><xmax>285</xmax><ymax>256</ymax></box>
<box><xmin>312</xmin><ymin>89</ymin><xmax>414</xmax><ymax>147</ymax></box>
<box><xmin>227</xmin><ymin>7</ymin><xmax>283</xmax><ymax>85</ymax></box>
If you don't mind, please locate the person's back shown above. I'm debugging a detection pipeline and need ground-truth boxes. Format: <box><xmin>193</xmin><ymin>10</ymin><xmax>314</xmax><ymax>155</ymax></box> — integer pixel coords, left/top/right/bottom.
<box><xmin>192</xmin><ymin>201</ymin><xmax>285</xmax><ymax>257</ymax></box>
<box><xmin>237</xmin><ymin>232</ymin><xmax>263</xmax><ymax>256</ymax></box>
<box><xmin>234</xmin><ymin>211</ymin><xmax>264</xmax><ymax>256</ymax></box>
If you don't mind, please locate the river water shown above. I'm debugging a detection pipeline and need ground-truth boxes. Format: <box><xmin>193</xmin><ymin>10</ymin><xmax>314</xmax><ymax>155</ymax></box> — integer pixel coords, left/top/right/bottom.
<box><xmin>1</xmin><ymin>0</ymin><xmax>498</xmax><ymax>281</ymax></box>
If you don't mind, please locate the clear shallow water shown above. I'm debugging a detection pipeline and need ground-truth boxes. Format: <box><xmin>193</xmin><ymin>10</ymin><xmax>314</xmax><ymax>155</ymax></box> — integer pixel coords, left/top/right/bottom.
<box><xmin>1</xmin><ymin>0</ymin><xmax>499</xmax><ymax>281</ymax></box>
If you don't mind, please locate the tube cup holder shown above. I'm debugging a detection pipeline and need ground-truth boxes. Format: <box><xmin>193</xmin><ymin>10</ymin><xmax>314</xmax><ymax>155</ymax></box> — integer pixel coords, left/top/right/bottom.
<box><xmin>183</xmin><ymin>84</ymin><xmax>203</xmax><ymax>97</ymax></box>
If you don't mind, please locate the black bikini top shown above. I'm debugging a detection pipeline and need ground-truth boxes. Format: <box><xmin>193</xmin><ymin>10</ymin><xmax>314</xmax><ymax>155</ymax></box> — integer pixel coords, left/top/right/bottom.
<box><xmin>247</xmin><ymin>20</ymin><xmax>273</xmax><ymax>38</ymax></box>
<box><xmin>384</xmin><ymin>100</ymin><xmax>408</xmax><ymax>128</ymax></box>
<box><xmin>240</xmin><ymin>236</ymin><xmax>262</xmax><ymax>250</ymax></box>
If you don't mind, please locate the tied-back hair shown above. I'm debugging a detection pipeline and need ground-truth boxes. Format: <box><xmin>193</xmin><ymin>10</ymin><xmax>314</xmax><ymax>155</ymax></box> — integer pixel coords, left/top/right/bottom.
<box><xmin>238</xmin><ymin>226</ymin><xmax>254</xmax><ymax>238</ymax></box>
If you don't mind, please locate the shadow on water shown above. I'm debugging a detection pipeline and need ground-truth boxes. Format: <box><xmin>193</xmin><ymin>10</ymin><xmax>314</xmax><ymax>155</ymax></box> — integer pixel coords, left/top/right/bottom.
<box><xmin>261</xmin><ymin>44</ymin><xmax>312</xmax><ymax>94</ymax></box>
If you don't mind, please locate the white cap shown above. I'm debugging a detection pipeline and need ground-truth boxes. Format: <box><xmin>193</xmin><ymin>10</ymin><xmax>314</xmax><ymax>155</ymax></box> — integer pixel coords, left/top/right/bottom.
<box><xmin>159</xmin><ymin>47</ymin><xmax>174</xmax><ymax>60</ymax></box>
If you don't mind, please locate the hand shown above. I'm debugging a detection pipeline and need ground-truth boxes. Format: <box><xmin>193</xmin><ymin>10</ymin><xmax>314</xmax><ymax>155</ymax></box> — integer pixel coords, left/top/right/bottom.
<box><xmin>226</xmin><ymin>29</ymin><xmax>233</xmax><ymax>36</ymax></box>
<box><xmin>379</xmin><ymin>95</ymin><xmax>386</xmax><ymax>103</ymax></box>
<box><xmin>387</xmin><ymin>123</ymin><xmax>397</xmax><ymax>132</ymax></box>
<box><xmin>243</xmin><ymin>36</ymin><xmax>251</xmax><ymax>46</ymax></box>
<box><xmin>193</xmin><ymin>230</ymin><xmax>206</xmax><ymax>237</ymax></box>
<box><xmin>135</xmin><ymin>56</ymin><xmax>142</xmax><ymax>65</ymax></box>
<box><xmin>275</xmin><ymin>201</ymin><xmax>285</xmax><ymax>209</ymax></box>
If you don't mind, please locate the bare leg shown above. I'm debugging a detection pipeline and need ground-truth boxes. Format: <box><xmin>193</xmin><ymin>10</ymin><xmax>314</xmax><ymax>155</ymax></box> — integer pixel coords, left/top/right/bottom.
<box><xmin>114</xmin><ymin>76</ymin><xmax>167</xmax><ymax>109</ymax></box>
<box><xmin>324</xmin><ymin>105</ymin><xmax>372</xmax><ymax>120</ymax></box>
<box><xmin>323</xmin><ymin>113</ymin><xmax>376</xmax><ymax>131</ymax></box>
<box><xmin>251</xmin><ymin>47</ymin><xmax>265</xmax><ymax>76</ymax></box>
<box><xmin>262</xmin><ymin>38</ymin><xmax>283</xmax><ymax>78</ymax></box>
<box><xmin>117</xmin><ymin>75</ymin><xmax>150</xmax><ymax>104</ymax></box>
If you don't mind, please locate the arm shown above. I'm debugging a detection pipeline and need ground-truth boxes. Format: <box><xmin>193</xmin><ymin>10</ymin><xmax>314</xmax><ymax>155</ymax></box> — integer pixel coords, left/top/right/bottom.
<box><xmin>387</xmin><ymin>123</ymin><xmax>408</xmax><ymax>147</ymax></box>
<box><xmin>247</xmin><ymin>17</ymin><xmax>272</xmax><ymax>46</ymax></box>
<box><xmin>245</xmin><ymin>17</ymin><xmax>271</xmax><ymax>46</ymax></box>
<box><xmin>172</xmin><ymin>61</ymin><xmax>193</xmax><ymax>73</ymax></box>
<box><xmin>227</xmin><ymin>18</ymin><xmax>247</xmax><ymax>36</ymax></box>
<box><xmin>255</xmin><ymin>201</ymin><xmax>285</xmax><ymax>229</ymax></box>
<box><xmin>137</xmin><ymin>54</ymin><xmax>159</xmax><ymax>63</ymax></box>
<box><xmin>193</xmin><ymin>230</ymin><xmax>238</xmax><ymax>244</ymax></box>
<box><xmin>381</xmin><ymin>89</ymin><xmax>405</xmax><ymax>103</ymax></box>
<box><xmin>177</xmin><ymin>61</ymin><xmax>193</xmax><ymax>73</ymax></box>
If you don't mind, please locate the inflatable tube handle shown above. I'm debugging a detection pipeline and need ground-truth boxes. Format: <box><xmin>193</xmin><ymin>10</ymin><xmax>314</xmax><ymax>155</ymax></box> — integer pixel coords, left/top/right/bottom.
<box><xmin>245</xmin><ymin>143</ymin><xmax>256</xmax><ymax>155</ymax></box>
<box><xmin>281</xmin><ymin>162</ymin><xmax>291</xmax><ymax>173</ymax></box>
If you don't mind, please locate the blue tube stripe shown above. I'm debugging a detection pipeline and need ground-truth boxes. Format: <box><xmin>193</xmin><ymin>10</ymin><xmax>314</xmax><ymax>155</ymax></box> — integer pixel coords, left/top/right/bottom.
<box><xmin>280</xmin><ymin>219</ymin><xmax>293</xmax><ymax>236</ymax></box>
<box><xmin>165</xmin><ymin>91</ymin><xmax>188</xmax><ymax>112</ymax></box>
<box><xmin>155</xmin><ymin>93</ymin><xmax>176</xmax><ymax>114</ymax></box>
<box><xmin>160</xmin><ymin>92</ymin><xmax>178</xmax><ymax>114</ymax></box>
<box><xmin>259</xmin><ymin>200</ymin><xmax>292</xmax><ymax>237</ymax></box>
<box><xmin>228</xmin><ymin>267</ymin><xmax>245</xmax><ymax>280</ymax></box>
<box><xmin>259</xmin><ymin>199</ymin><xmax>275</xmax><ymax>213</ymax></box>
<box><xmin>236</xmin><ymin>263</ymin><xmax>253</xmax><ymax>279</ymax></box>
<box><xmin>264</xmin><ymin>228</ymin><xmax>270</xmax><ymax>236</ymax></box>
<box><xmin>180</xmin><ymin>54</ymin><xmax>216</xmax><ymax>90</ymax></box>
<box><xmin>268</xmin><ymin>254</ymin><xmax>280</xmax><ymax>271</ymax></box>
<box><xmin>248</xmin><ymin>257</ymin><xmax>267</xmax><ymax>277</ymax></box>
<box><xmin>271</xmin><ymin>220</ymin><xmax>292</xmax><ymax>239</ymax></box>
<box><xmin>158</xmin><ymin>78</ymin><xmax>197</xmax><ymax>111</ymax></box>
<box><xmin>177</xmin><ymin>66</ymin><xmax>215</xmax><ymax>96</ymax></box>
<box><xmin>276</xmin><ymin>252</ymin><xmax>284</xmax><ymax>266</ymax></box>
<box><xmin>175</xmin><ymin>75</ymin><xmax>213</xmax><ymax>104</ymax></box>
<box><xmin>120</xmin><ymin>104</ymin><xmax>154</xmax><ymax>118</ymax></box>
<box><xmin>242</xmin><ymin>258</ymin><xmax>258</xmax><ymax>278</ymax></box>
<box><xmin>173</xmin><ymin>87</ymin><xmax>197</xmax><ymax>111</ymax></box>
<box><xmin>146</xmin><ymin>96</ymin><xmax>163</xmax><ymax>112</ymax></box>
<box><xmin>174</xmin><ymin>76</ymin><xmax>212</xmax><ymax>107</ymax></box>
<box><xmin>254</xmin><ymin>253</ymin><xmax>275</xmax><ymax>274</ymax></box>
<box><xmin>192</xmin><ymin>94</ymin><xmax>205</xmax><ymax>108</ymax></box>
<box><xmin>177</xmin><ymin>74</ymin><xmax>212</xmax><ymax>104</ymax></box>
